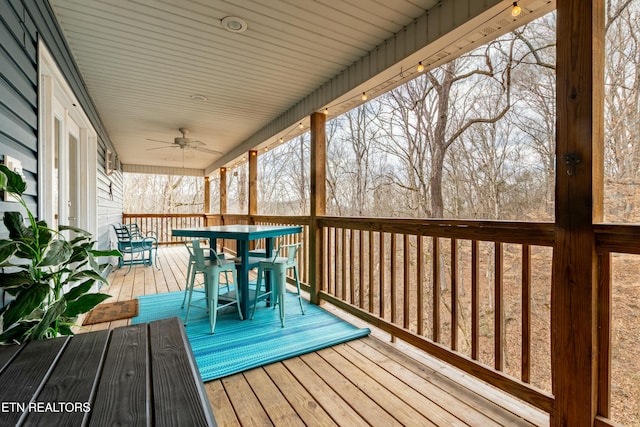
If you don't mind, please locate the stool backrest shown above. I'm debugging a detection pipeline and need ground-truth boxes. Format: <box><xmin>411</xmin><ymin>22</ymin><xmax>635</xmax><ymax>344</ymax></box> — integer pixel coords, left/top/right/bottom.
<box><xmin>187</xmin><ymin>240</ymin><xmax>226</xmax><ymax>269</ymax></box>
<box><xmin>269</xmin><ymin>243</ymin><xmax>301</xmax><ymax>265</ymax></box>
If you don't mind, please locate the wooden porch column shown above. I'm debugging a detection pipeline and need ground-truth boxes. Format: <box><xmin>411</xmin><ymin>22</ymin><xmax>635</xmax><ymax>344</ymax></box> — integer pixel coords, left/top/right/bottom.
<box><xmin>309</xmin><ymin>112</ymin><xmax>326</xmax><ymax>305</ymax></box>
<box><xmin>553</xmin><ymin>0</ymin><xmax>604</xmax><ymax>425</ymax></box>
<box><xmin>220</xmin><ymin>167</ymin><xmax>227</xmax><ymax>224</ymax></box>
<box><xmin>204</xmin><ymin>175</ymin><xmax>210</xmax><ymax>214</ymax></box>
<box><xmin>248</xmin><ymin>150</ymin><xmax>258</xmax><ymax>222</ymax></box>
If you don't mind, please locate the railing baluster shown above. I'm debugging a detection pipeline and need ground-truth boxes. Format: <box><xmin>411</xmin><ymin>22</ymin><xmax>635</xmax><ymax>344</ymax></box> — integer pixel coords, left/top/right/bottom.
<box><xmin>495</xmin><ymin>242</ymin><xmax>504</xmax><ymax>371</ymax></box>
<box><xmin>369</xmin><ymin>231</ymin><xmax>375</xmax><ymax>314</ymax></box>
<box><xmin>342</xmin><ymin>228</ymin><xmax>347</xmax><ymax>302</ymax></box>
<box><xmin>350</xmin><ymin>229</ymin><xmax>355</xmax><ymax>306</ymax></box>
<box><xmin>472</xmin><ymin>240</ymin><xmax>480</xmax><ymax>360</ymax></box>
<box><xmin>333</xmin><ymin>228</ymin><xmax>344</xmax><ymax>298</ymax></box>
<box><xmin>451</xmin><ymin>238</ymin><xmax>458</xmax><ymax>352</ymax></box>
<box><xmin>417</xmin><ymin>235</ymin><xmax>424</xmax><ymax>336</ymax></box>
<box><xmin>404</xmin><ymin>234</ymin><xmax>410</xmax><ymax>330</ymax></box>
<box><xmin>598</xmin><ymin>250</ymin><xmax>612</xmax><ymax>417</ymax></box>
<box><xmin>359</xmin><ymin>230</ymin><xmax>364</xmax><ymax>309</ymax></box>
<box><xmin>433</xmin><ymin>237</ymin><xmax>440</xmax><ymax>343</ymax></box>
<box><xmin>522</xmin><ymin>244</ymin><xmax>531</xmax><ymax>383</ymax></box>
<box><xmin>328</xmin><ymin>227</ymin><xmax>335</xmax><ymax>296</ymax></box>
<box><xmin>380</xmin><ymin>232</ymin><xmax>385</xmax><ymax>319</ymax></box>
<box><xmin>322</xmin><ymin>227</ymin><xmax>328</xmax><ymax>293</ymax></box>
<box><xmin>390</xmin><ymin>233</ymin><xmax>397</xmax><ymax>342</ymax></box>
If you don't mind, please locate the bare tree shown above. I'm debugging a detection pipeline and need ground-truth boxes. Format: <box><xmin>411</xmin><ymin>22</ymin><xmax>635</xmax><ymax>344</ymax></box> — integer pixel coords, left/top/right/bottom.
<box><xmin>604</xmin><ymin>1</ymin><xmax>640</xmax><ymax>221</ymax></box>
<box><xmin>124</xmin><ymin>174</ymin><xmax>203</xmax><ymax>213</ymax></box>
<box><xmin>379</xmin><ymin>37</ymin><xmax>516</xmax><ymax>219</ymax></box>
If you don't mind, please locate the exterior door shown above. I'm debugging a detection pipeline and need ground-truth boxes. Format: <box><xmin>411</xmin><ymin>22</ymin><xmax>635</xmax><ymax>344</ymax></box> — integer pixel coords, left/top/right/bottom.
<box><xmin>51</xmin><ymin>97</ymin><xmax>81</xmax><ymax>231</ymax></box>
<box><xmin>40</xmin><ymin>42</ymin><xmax>97</xmax><ymax>236</ymax></box>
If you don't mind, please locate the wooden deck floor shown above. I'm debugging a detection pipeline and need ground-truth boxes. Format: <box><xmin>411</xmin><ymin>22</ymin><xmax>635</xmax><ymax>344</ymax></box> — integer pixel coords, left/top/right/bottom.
<box><xmin>85</xmin><ymin>246</ymin><xmax>549</xmax><ymax>427</ymax></box>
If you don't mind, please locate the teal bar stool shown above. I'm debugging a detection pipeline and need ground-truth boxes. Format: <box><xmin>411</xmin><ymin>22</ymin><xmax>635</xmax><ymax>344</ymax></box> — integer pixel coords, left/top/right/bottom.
<box><xmin>181</xmin><ymin>241</ymin><xmax>231</xmax><ymax>308</ymax></box>
<box><xmin>184</xmin><ymin>240</ymin><xmax>243</xmax><ymax>333</ymax></box>
<box><xmin>250</xmin><ymin>243</ymin><xmax>305</xmax><ymax>327</ymax></box>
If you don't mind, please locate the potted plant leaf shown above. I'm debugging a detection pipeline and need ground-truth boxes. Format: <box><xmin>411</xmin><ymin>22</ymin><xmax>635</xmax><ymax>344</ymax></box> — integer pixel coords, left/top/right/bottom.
<box><xmin>0</xmin><ymin>164</ymin><xmax>121</xmax><ymax>344</ymax></box>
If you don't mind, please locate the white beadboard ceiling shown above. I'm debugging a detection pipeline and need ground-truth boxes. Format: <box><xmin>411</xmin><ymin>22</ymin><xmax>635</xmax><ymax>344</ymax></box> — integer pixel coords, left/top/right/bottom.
<box><xmin>48</xmin><ymin>0</ymin><xmax>554</xmax><ymax>175</ymax></box>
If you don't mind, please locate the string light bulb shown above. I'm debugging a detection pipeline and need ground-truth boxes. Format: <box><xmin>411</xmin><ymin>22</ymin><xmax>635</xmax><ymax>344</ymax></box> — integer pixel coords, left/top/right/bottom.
<box><xmin>361</xmin><ymin>92</ymin><xmax>368</xmax><ymax>101</ymax></box>
<box><xmin>323</xmin><ymin>108</ymin><xmax>328</xmax><ymax>115</ymax></box>
<box><xmin>279</xmin><ymin>137</ymin><xmax>284</xmax><ymax>143</ymax></box>
<box><xmin>416</xmin><ymin>61</ymin><xmax>425</xmax><ymax>73</ymax></box>
<box><xmin>511</xmin><ymin>2</ymin><xmax>521</xmax><ymax>17</ymax></box>
<box><xmin>298</xmin><ymin>122</ymin><xmax>304</xmax><ymax>129</ymax></box>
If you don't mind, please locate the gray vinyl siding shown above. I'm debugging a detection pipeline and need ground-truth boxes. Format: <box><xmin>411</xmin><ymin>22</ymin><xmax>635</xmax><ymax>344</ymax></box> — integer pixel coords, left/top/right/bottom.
<box><xmin>0</xmin><ymin>0</ymin><xmax>38</xmax><ymax>226</ymax></box>
<box><xmin>0</xmin><ymin>0</ymin><xmax>122</xmax><ymax>250</ymax></box>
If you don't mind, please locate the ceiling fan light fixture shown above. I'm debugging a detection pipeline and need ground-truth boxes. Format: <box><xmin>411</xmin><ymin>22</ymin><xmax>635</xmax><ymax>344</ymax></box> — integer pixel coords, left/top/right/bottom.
<box><xmin>221</xmin><ymin>16</ymin><xmax>247</xmax><ymax>33</ymax></box>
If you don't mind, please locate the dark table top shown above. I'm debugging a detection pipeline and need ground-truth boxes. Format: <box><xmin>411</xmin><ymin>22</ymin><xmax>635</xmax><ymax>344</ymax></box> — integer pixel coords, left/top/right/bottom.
<box><xmin>172</xmin><ymin>224</ymin><xmax>303</xmax><ymax>241</ymax></box>
<box><xmin>0</xmin><ymin>317</ymin><xmax>216</xmax><ymax>426</ymax></box>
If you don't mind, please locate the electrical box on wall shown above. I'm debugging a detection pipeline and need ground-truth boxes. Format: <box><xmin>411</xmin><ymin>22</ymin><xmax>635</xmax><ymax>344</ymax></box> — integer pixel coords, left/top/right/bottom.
<box><xmin>2</xmin><ymin>155</ymin><xmax>24</xmax><ymax>202</ymax></box>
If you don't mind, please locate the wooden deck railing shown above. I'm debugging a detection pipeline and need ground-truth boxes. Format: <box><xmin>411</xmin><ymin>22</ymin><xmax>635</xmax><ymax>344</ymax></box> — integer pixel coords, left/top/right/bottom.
<box><xmin>317</xmin><ymin>217</ymin><xmax>555</xmax><ymax>413</ymax></box>
<box><xmin>120</xmin><ymin>212</ymin><xmax>640</xmax><ymax>424</ymax></box>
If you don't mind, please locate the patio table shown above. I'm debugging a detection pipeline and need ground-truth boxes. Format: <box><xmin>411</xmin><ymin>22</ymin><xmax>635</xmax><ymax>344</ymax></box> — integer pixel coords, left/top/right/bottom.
<box><xmin>0</xmin><ymin>317</ymin><xmax>215</xmax><ymax>426</ymax></box>
<box><xmin>172</xmin><ymin>224</ymin><xmax>303</xmax><ymax>318</ymax></box>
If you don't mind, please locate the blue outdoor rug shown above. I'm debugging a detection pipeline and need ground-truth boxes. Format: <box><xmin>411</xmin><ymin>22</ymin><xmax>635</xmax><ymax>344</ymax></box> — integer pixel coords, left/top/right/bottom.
<box><xmin>132</xmin><ymin>289</ymin><xmax>370</xmax><ymax>382</ymax></box>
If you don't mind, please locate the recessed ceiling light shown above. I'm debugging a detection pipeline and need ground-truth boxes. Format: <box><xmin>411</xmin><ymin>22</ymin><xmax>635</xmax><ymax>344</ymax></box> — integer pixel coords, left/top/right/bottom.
<box><xmin>221</xmin><ymin>16</ymin><xmax>247</xmax><ymax>33</ymax></box>
<box><xmin>190</xmin><ymin>94</ymin><xmax>208</xmax><ymax>101</ymax></box>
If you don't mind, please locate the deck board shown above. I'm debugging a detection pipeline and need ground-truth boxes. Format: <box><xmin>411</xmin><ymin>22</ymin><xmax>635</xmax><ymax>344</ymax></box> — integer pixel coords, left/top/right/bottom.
<box><xmin>95</xmin><ymin>245</ymin><xmax>549</xmax><ymax>427</ymax></box>
<box><xmin>204</xmin><ymin>380</ymin><xmax>241</xmax><ymax>426</ymax></box>
<box><xmin>262</xmin><ymin>362</ymin><xmax>338</xmax><ymax>426</ymax></box>
<box><xmin>221</xmin><ymin>373</ymin><xmax>273</xmax><ymax>426</ymax></box>
<box><xmin>281</xmin><ymin>357</ymin><xmax>370</xmax><ymax>427</ymax></box>
<box><xmin>317</xmin><ymin>346</ymin><xmax>437</xmax><ymax>426</ymax></box>
<box><xmin>243</xmin><ymin>368</ymin><xmax>306</xmax><ymax>427</ymax></box>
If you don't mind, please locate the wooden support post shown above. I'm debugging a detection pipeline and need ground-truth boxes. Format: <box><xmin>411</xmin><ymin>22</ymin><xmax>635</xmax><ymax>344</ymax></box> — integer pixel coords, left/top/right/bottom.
<box><xmin>203</xmin><ymin>175</ymin><xmax>210</xmax><ymax>214</ymax></box>
<box><xmin>553</xmin><ymin>0</ymin><xmax>604</xmax><ymax>425</ymax></box>
<box><xmin>309</xmin><ymin>112</ymin><xmax>326</xmax><ymax>305</ymax></box>
<box><xmin>220</xmin><ymin>167</ymin><xmax>227</xmax><ymax>224</ymax></box>
<box><xmin>249</xmin><ymin>150</ymin><xmax>258</xmax><ymax>223</ymax></box>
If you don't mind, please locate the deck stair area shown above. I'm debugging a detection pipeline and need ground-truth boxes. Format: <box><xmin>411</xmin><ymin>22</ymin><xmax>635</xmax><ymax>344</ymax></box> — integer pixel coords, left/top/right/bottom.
<box><xmin>90</xmin><ymin>245</ymin><xmax>548</xmax><ymax>426</ymax></box>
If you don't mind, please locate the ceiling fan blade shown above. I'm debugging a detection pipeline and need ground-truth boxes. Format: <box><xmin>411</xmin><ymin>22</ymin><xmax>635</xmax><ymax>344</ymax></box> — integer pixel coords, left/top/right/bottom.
<box><xmin>145</xmin><ymin>138</ymin><xmax>173</xmax><ymax>144</ymax></box>
<box><xmin>188</xmin><ymin>140</ymin><xmax>205</xmax><ymax>147</ymax></box>
<box><xmin>146</xmin><ymin>145</ymin><xmax>178</xmax><ymax>151</ymax></box>
<box><xmin>192</xmin><ymin>146</ymin><xmax>223</xmax><ymax>155</ymax></box>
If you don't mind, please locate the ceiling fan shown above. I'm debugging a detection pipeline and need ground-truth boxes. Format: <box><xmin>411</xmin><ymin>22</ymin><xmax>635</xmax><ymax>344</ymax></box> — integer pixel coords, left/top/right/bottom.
<box><xmin>146</xmin><ymin>128</ymin><xmax>222</xmax><ymax>155</ymax></box>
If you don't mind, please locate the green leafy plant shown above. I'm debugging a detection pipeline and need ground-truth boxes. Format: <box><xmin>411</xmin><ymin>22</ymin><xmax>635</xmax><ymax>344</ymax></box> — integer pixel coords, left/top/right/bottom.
<box><xmin>0</xmin><ymin>164</ymin><xmax>120</xmax><ymax>344</ymax></box>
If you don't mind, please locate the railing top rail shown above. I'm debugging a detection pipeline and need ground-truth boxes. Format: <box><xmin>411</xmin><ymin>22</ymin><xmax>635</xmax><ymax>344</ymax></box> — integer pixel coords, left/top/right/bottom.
<box><xmin>123</xmin><ymin>213</ymin><xmax>207</xmax><ymax>218</ymax></box>
<box><xmin>120</xmin><ymin>214</ymin><xmax>640</xmax><ymax>252</ymax></box>
<box><xmin>318</xmin><ymin>216</ymin><xmax>555</xmax><ymax>246</ymax></box>
<box><xmin>252</xmin><ymin>215</ymin><xmax>311</xmax><ymax>225</ymax></box>
<box><xmin>595</xmin><ymin>223</ymin><xmax>640</xmax><ymax>254</ymax></box>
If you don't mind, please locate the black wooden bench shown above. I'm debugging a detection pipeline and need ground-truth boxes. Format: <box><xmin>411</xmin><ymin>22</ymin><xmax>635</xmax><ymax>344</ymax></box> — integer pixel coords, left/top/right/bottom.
<box><xmin>0</xmin><ymin>317</ymin><xmax>216</xmax><ymax>426</ymax></box>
